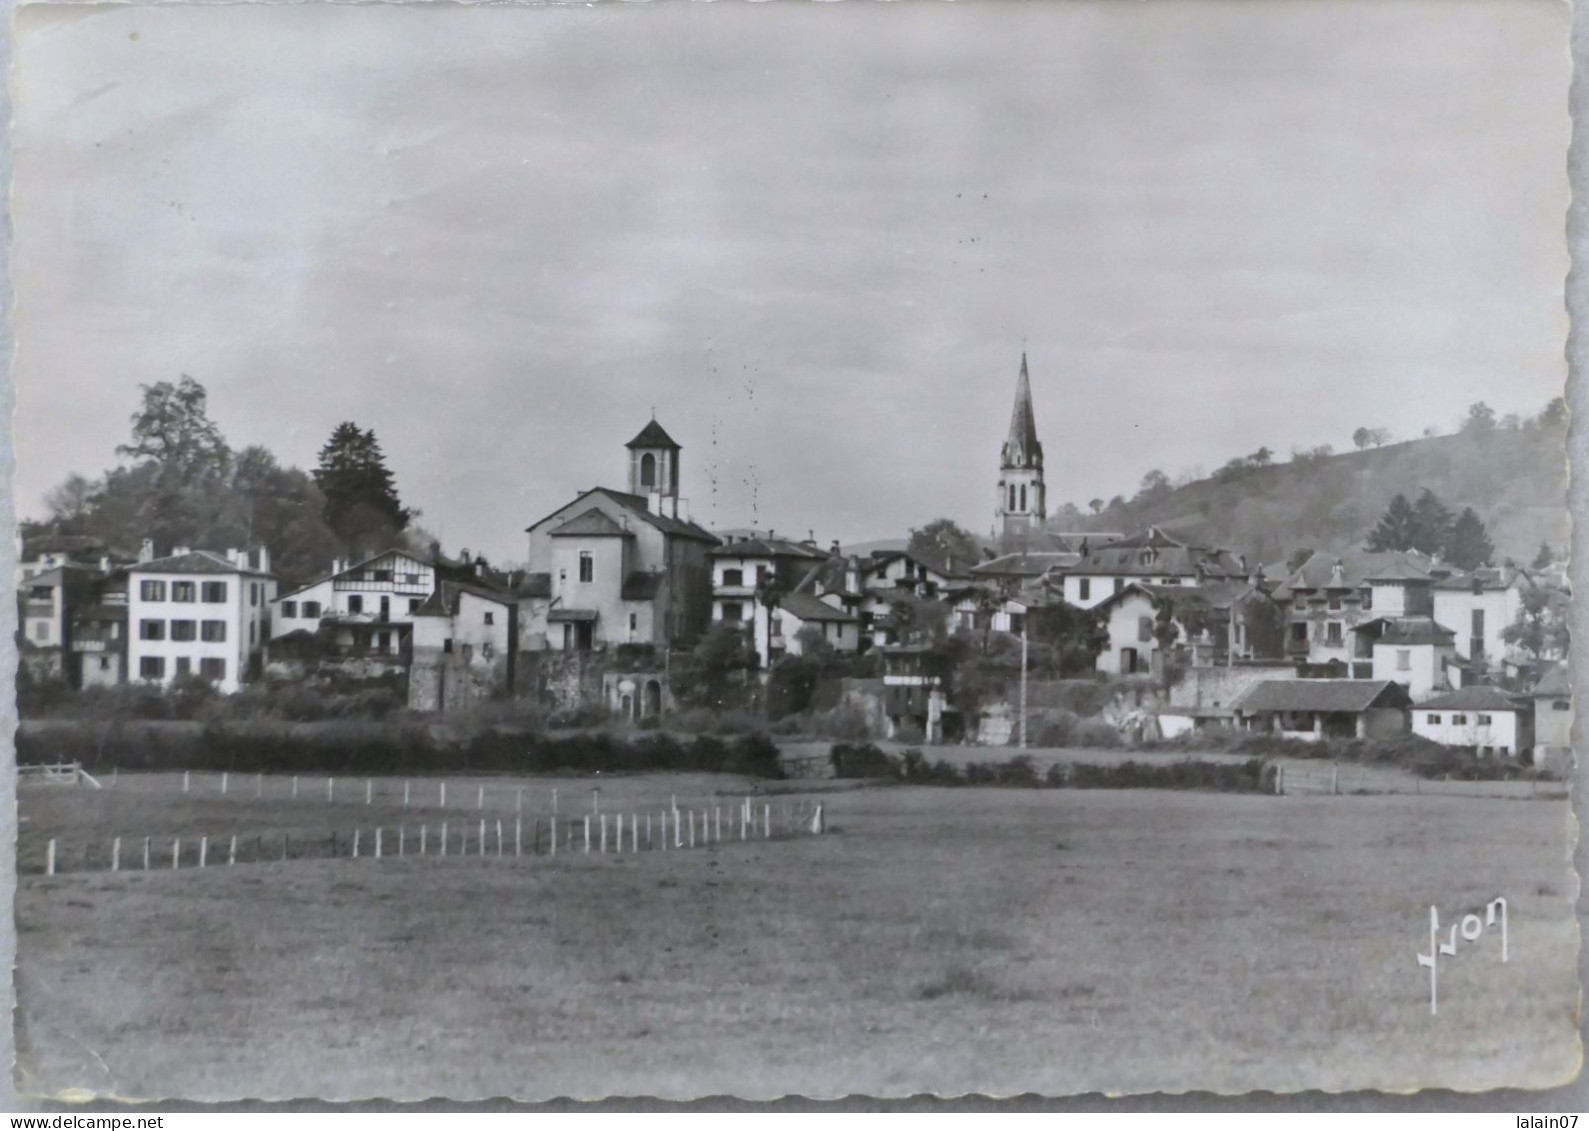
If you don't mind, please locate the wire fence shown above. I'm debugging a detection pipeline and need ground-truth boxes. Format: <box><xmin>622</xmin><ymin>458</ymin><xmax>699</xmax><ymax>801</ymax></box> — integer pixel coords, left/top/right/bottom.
<box><xmin>25</xmin><ymin>796</ymin><xmax>827</xmax><ymax>877</ymax></box>
<box><xmin>1275</xmin><ymin>761</ymin><xmax>1569</xmax><ymax>800</ymax></box>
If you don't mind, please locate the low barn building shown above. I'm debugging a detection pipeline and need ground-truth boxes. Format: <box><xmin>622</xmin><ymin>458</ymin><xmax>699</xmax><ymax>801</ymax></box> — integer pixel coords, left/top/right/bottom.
<box><xmin>1412</xmin><ymin>686</ymin><xmax>1533</xmax><ymax>758</ymax></box>
<box><xmin>1232</xmin><ymin>679</ymin><xmax>1411</xmax><ymax>741</ymax></box>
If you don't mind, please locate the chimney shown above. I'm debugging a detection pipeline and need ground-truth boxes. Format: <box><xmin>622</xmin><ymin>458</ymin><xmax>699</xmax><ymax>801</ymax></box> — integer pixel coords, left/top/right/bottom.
<box><xmin>460</xmin><ymin>548</ymin><xmax>472</xmax><ymax>564</ymax></box>
<box><xmin>830</xmin><ymin>540</ymin><xmax>841</xmax><ymax>557</ymax></box>
<box><xmin>138</xmin><ymin>538</ymin><xmax>154</xmax><ymax>563</ymax></box>
<box><xmin>173</xmin><ymin>545</ymin><xmax>190</xmax><ymax>558</ymax></box>
<box><xmin>98</xmin><ymin>555</ymin><xmax>110</xmax><ymax>573</ymax></box>
<box><xmin>254</xmin><ymin>545</ymin><xmax>270</xmax><ymax>575</ymax></box>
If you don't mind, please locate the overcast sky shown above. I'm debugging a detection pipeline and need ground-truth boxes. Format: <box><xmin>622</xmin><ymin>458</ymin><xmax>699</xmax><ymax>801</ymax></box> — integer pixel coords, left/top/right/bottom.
<box><xmin>12</xmin><ymin>0</ymin><xmax>1571</xmax><ymax>563</ymax></box>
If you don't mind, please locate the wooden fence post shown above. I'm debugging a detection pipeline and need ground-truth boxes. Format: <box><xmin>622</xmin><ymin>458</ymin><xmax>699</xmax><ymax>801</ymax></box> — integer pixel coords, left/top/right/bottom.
<box><xmin>764</xmin><ymin>803</ymin><xmax>772</xmax><ymax>840</ymax></box>
<box><xmin>660</xmin><ymin>811</ymin><xmax>668</xmax><ymax>851</ymax></box>
<box><xmin>715</xmin><ymin>807</ymin><xmax>721</xmax><ymax>842</ymax></box>
<box><xmin>199</xmin><ymin>836</ymin><xmax>208</xmax><ymax>868</ymax></box>
<box><xmin>1331</xmin><ymin>762</ymin><xmax>1340</xmax><ymax>796</ymax></box>
<box><xmin>221</xmin><ymin>772</ymin><xmax>228</xmax><ymax>795</ymax></box>
<box><xmin>399</xmin><ymin>827</ymin><xmax>406</xmax><ymax>857</ymax></box>
<box><xmin>478</xmin><ymin>785</ymin><xmax>485</xmax><ymax>811</ymax></box>
<box><xmin>228</xmin><ymin>834</ymin><xmax>237</xmax><ymax>866</ymax></box>
<box><xmin>479</xmin><ymin>819</ymin><xmax>487</xmax><ymax>857</ymax></box>
<box><xmin>646</xmin><ymin>813</ymin><xmax>653</xmax><ymax>850</ymax></box>
<box><xmin>328</xmin><ymin>777</ymin><xmax>335</xmax><ymax>803</ymax></box>
<box><xmin>584</xmin><ymin>816</ymin><xmax>591</xmax><ymax>855</ymax></box>
<box><xmin>631</xmin><ymin>813</ymin><xmax>638</xmax><ymax>853</ymax></box>
<box><xmin>143</xmin><ymin>836</ymin><xmax>151</xmax><ymax>871</ymax></box>
<box><xmin>352</xmin><ymin>829</ymin><xmax>360</xmax><ymax>859</ymax></box>
<box><xmin>112</xmin><ymin>837</ymin><xmax>121</xmax><ymax>873</ymax></box>
<box><xmin>292</xmin><ymin>775</ymin><xmax>299</xmax><ymax>799</ymax></box>
<box><xmin>601</xmin><ymin>814</ymin><xmax>610</xmax><ymax>854</ymax></box>
<box><xmin>111</xmin><ymin>766</ymin><xmax>118</xmax><ymax>789</ymax></box>
<box><xmin>404</xmin><ymin>781</ymin><xmax>411</xmax><ymax>809</ymax></box>
<box><xmin>183</xmin><ymin>771</ymin><xmax>191</xmax><ymax>794</ymax></box>
<box><xmin>440</xmin><ymin>822</ymin><xmax>448</xmax><ymax>857</ymax></box>
<box><xmin>375</xmin><ymin>828</ymin><xmax>383</xmax><ymax>860</ymax></box>
<box><xmin>420</xmin><ymin>824</ymin><xmax>428</xmax><ymax>856</ymax></box>
<box><xmin>172</xmin><ymin>837</ymin><xmax>181</xmax><ymax>870</ymax></box>
<box><xmin>515</xmin><ymin>818</ymin><xmax>522</xmax><ymax>858</ymax></box>
<box><xmin>367</xmin><ymin>779</ymin><xmax>374</xmax><ymax>806</ymax></box>
<box><xmin>440</xmin><ymin>781</ymin><xmax>447</xmax><ymax>809</ymax></box>
<box><xmin>45</xmin><ymin>839</ymin><xmax>56</xmax><ymax>876</ymax></box>
<box><xmin>688</xmin><ymin>810</ymin><xmax>696</xmax><ymax>848</ymax></box>
<box><xmin>497</xmin><ymin>819</ymin><xmax>504</xmax><ymax>857</ymax></box>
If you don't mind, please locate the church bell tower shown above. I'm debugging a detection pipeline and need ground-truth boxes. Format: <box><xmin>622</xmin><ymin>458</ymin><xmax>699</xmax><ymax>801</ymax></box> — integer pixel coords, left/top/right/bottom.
<box><xmin>626</xmin><ymin>418</ymin><xmax>682</xmax><ymax>518</ymax></box>
<box><xmin>995</xmin><ymin>353</ymin><xmax>1046</xmax><ymax>549</ymax></box>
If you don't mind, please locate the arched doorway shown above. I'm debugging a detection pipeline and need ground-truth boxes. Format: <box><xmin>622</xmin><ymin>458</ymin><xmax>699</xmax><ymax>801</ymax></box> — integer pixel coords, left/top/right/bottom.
<box><xmin>620</xmin><ymin>693</ymin><xmax>633</xmax><ymax>719</ymax></box>
<box><xmin>644</xmin><ymin>680</ymin><xmax>663</xmax><ymax>717</ymax></box>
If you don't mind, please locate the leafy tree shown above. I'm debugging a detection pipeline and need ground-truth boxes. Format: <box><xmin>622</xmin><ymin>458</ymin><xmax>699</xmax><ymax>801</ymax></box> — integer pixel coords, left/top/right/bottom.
<box><xmin>907</xmin><ymin>518</ymin><xmax>981</xmax><ymax>574</ymax></box>
<box><xmin>1250</xmin><ymin>446</ymin><xmax>1273</xmax><ymax>468</ymax></box>
<box><xmin>1539</xmin><ymin>397</ymin><xmax>1567</xmax><ymax>427</ymax></box>
<box><xmin>1134</xmin><ymin>469</ymin><xmax>1173</xmax><ymax>504</ymax></box>
<box><xmin>1286</xmin><ymin>547</ymin><xmax>1316</xmax><ymax>574</ymax></box>
<box><xmin>1462</xmin><ymin>401</ymin><xmax>1497</xmax><ymax>435</ymax></box>
<box><xmin>1088</xmin><ymin>498</ymin><xmax>1104</xmax><ymax>515</ymax></box>
<box><xmin>313</xmin><ymin>423</ymin><xmax>413</xmax><ymax>557</ymax></box>
<box><xmin>1532</xmin><ymin>541</ymin><xmax>1555</xmax><ymax>570</ymax></box>
<box><xmin>43</xmin><ymin>474</ymin><xmax>97</xmax><ymax>525</ymax></box>
<box><xmin>1410</xmin><ymin>489</ymin><xmax>1453</xmax><ymax>556</ymax></box>
<box><xmin>1352</xmin><ymin>427</ymin><xmax>1374</xmax><ymax>450</ymax></box>
<box><xmin>1444</xmin><ymin>508</ymin><xmax>1495</xmax><ymax>571</ymax></box>
<box><xmin>1024</xmin><ymin>603</ymin><xmax>1109</xmax><ymax>676</ymax></box>
<box><xmin>1502</xmin><ymin>581</ymin><xmax>1571</xmax><ymax>663</ymax></box>
<box><xmin>1366</xmin><ymin>494</ymin><xmax>1419</xmax><ymax>552</ymax></box>
<box><xmin>674</xmin><ymin>623</ymin><xmax>759</xmax><ymax>709</ymax></box>
<box><xmin>115</xmin><ymin>375</ymin><xmax>231</xmax><ymax>480</ymax></box>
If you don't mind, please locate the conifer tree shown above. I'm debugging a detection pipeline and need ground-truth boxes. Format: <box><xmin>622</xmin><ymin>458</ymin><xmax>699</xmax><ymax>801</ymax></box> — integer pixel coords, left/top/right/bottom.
<box><xmin>1445</xmin><ymin>508</ymin><xmax>1496</xmax><ymax>571</ymax></box>
<box><xmin>1409</xmin><ymin>489</ymin><xmax>1454</xmax><ymax>556</ymax></box>
<box><xmin>312</xmin><ymin>423</ymin><xmax>413</xmax><ymax>557</ymax></box>
<box><xmin>1366</xmin><ymin>494</ymin><xmax>1418</xmax><ymax>552</ymax></box>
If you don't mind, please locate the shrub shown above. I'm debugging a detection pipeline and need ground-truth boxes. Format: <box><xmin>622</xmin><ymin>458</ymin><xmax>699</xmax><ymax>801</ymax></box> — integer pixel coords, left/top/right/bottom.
<box><xmin>730</xmin><ymin>733</ymin><xmax>785</xmax><ymax>779</ymax></box>
<box><xmin>830</xmin><ymin>742</ymin><xmax>898</xmax><ymax>779</ymax></box>
<box><xmin>1071</xmin><ymin>719</ymin><xmax>1123</xmax><ymax>748</ymax></box>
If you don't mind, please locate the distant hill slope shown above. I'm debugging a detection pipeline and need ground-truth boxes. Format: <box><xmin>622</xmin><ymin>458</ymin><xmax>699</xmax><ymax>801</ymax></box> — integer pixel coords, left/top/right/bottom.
<box><xmin>1056</xmin><ymin>422</ymin><xmax>1569</xmax><ymax>567</ymax></box>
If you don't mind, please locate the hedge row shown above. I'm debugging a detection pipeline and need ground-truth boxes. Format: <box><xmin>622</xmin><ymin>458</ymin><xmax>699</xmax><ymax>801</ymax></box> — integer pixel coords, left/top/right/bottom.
<box><xmin>830</xmin><ymin>744</ymin><xmax>1270</xmax><ymax>793</ymax></box>
<box><xmin>17</xmin><ymin>721</ymin><xmax>785</xmax><ymax>779</ymax></box>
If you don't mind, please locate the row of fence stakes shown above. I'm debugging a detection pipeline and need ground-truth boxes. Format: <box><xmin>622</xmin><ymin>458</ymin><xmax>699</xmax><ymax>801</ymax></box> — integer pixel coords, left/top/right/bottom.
<box><xmin>37</xmin><ymin>799</ymin><xmax>824</xmax><ymax>876</ymax></box>
<box><xmin>171</xmin><ymin>773</ymin><xmax>574</xmax><ymax>816</ymax></box>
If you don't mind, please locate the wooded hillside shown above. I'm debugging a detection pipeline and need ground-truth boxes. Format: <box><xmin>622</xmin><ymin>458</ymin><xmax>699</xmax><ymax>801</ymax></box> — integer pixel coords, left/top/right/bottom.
<box><xmin>1055</xmin><ymin>414</ymin><xmax>1568</xmax><ymax>568</ymax></box>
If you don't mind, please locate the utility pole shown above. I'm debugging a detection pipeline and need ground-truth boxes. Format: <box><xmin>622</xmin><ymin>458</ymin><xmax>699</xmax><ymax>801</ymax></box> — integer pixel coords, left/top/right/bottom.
<box><xmin>1019</xmin><ymin>623</ymin><xmax>1029</xmax><ymax>749</ymax></box>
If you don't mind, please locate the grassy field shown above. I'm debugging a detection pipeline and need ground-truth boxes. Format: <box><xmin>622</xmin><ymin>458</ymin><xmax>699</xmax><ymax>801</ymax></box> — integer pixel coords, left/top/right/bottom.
<box><xmin>14</xmin><ymin>775</ymin><xmax>1580</xmax><ymax>1101</ymax></box>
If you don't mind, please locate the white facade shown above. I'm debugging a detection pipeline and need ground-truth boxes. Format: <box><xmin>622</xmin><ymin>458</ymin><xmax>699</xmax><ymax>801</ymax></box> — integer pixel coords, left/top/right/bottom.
<box><xmin>1412</xmin><ymin>707</ymin><xmax>1524</xmax><ymax>755</ymax></box>
<box><xmin>1370</xmin><ymin>641</ymin><xmax>1453</xmax><ymax>700</ymax></box>
<box><xmin>1432</xmin><ymin>584</ymin><xmax>1525</xmax><ymax>667</ymax></box>
<box><xmin>1062</xmin><ymin>573</ymin><xmax>1193</xmax><ymax>609</ymax></box>
<box><xmin>1095</xmin><ymin>589</ymin><xmax>1175</xmax><ymax>676</ymax></box>
<box><xmin>128</xmin><ymin>553</ymin><xmax>275</xmax><ymax>693</ymax></box>
<box><xmin>272</xmin><ymin>550</ymin><xmax>437</xmax><ymax>656</ymax></box>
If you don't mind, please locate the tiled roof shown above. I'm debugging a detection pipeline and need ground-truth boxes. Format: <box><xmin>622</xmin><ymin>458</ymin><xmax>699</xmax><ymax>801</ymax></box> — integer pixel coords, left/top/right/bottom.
<box><xmin>526</xmin><ymin>489</ymin><xmax>718</xmax><ymax>544</ymax></box>
<box><xmin>550</xmin><ymin>507</ymin><xmax>634</xmax><ymax>538</ymax></box>
<box><xmin>621</xmin><ymin>572</ymin><xmax>664</xmax><ymax>601</ymax></box>
<box><xmin>1273</xmin><ymin>550</ymin><xmax>1435</xmax><ymax>597</ymax></box>
<box><xmin>625</xmin><ymin>420</ymin><xmax>681</xmax><ymax>450</ymax></box>
<box><xmin>779</xmin><ymin>591</ymin><xmax>857</xmax><ymax>623</ymax></box>
<box><xmin>1531</xmin><ymin>665</ymin><xmax>1570</xmax><ymax>698</ymax></box>
<box><xmin>1414</xmin><ymin>686</ymin><xmax>1527</xmax><ymax>712</ymax></box>
<box><xmin>413</xmin><ymin>579</ymin><xmax>516</xmax><ymax>617</ymax></box>
<box><xmin>970</xmin><ymin>551</ymin><xmax>1079</xmax><ymax>577</ymax></box>
<box><xmin>1432</xmin><ymin>565</ymin><xmax>1529</xmax><ymax>592</ymax></box>
<box><xmin>1355</xmin><ymin>616</ymin><xmax>1456</xmax><ymax>646</ymax></box>
<box><xmin>1233</xmin><ymin>679</ymin><xmax>1412</xmax><ymax>713</ymax></box>
<box><xmin>861</xmin><ymin>549</ymin><xmax>965</xmax><ymax>579</ymax></box>
<box><xmin>708</xmin><ymin>537</ymin><xmax>827</xmax><ymax>560</ymax></box>
<box><xmin>129</xmin><ymin>551</ymin><xmax>274</xmax><ymax>578</ymax></box>
<box><xmin>1063</xmin><ymin>526</ymin><xmax>1244</xmax><ymax>580</ymax></box>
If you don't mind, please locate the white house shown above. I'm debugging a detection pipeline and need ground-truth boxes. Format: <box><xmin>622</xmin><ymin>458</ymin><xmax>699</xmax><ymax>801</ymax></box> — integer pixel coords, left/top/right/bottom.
<box><xmin>1090</xmin><ymin>583</ymin><xmax>1176</xmax><ymax>676</ymax></box>
<box><xmin>408</xmin><ymin>579</ymin><xmax>518</xmax><ymax>712</ymax></box>
<box><xmin>271</xmin><ymin>548</ymin><xmax>441</xmax><ymax>657</ymax></box>
<box><xmin>1356</xmin><ymin>616</ymin><xmax>1458</xmax><ymax>700</ymax></box>
<box><xmin>1412</xmin><ymin>686</ymin><xmax>1532</xmax><ymax>757</ymax></box>
<box><xmin>1057</xmin><ymin>527</ymin><xmax>1245</xmax><ymax>610</ymax></box>
<box><xmin>775</xmin><ymin>591</ymin><xmax>862</xmax><ymax>656</ymax></box>
<box><xmin>127</xmin><ymin>547</ymin><xmax>276</xmax><ymax>693</ymax></box>
<box><xmin>1431</xmin><ymin>566</ymin><xmax>1533</xmax><ymax>671</ymax></box>
<box><xmin>707</xmin><ymin>535</ymin><xmax>828</xmax><ymax>668</ymax></box>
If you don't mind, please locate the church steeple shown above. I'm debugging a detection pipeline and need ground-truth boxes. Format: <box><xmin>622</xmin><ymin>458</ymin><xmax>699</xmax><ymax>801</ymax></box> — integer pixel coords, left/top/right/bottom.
<box><xmin>995</xmin><ymin>353</ymin><xmax>1047</xmax><ymax>550</ymax></box>
<box><xmin>1001</xmin><ymin>352</ymin><xmax>1043</xmax><ymax>471</ymax></box>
